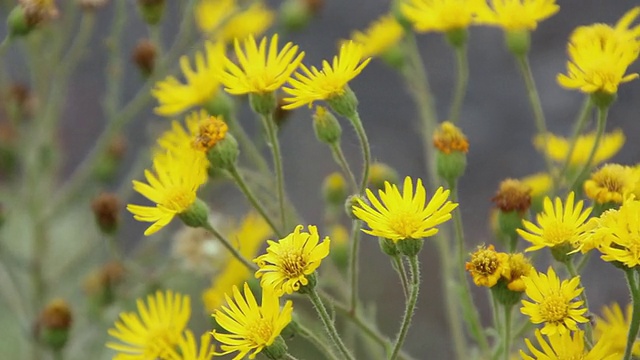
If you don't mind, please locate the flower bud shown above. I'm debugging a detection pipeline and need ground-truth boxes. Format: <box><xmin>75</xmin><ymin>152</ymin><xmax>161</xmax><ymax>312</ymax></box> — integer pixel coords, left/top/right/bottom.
<box><xmin>203</xmin><ymin>92</ymin><xmax>234</xmax><ymax>122</ymax></box>
<box><xmin>322</xmin><ymin>172</ymin><xmax>348</xmax><ymax>207</ymax></box>
<box><xmin>91</xmin><ymin>192</ymin><xmax>121</xmax><ymax>234</ymax></box>
<box><xmin>492</xmin><ymin>179</ymin><xmax>532</xmax><ymax>250</ymax></box>
<box><xmin>280</xmin><ymin>0</ymin><xmax>313</xmax><ymax>32</ymax></box>
<box><xmin>137</xmin><ymin>0</ymin><xmax>165</xmax><ymax>25</ymax></box>
<box><xmin>379</xmin><ymin>237</ymin><xmax>400</xmax><ymax>257</ymax></box>
<box><xmin>132</xmin><ymin>39</ymin><xmax>157</xmax><ymax>77</ymax></box>
<box><xmin>178</xmin><ymin>198</ymin><xmax>210</xmax><ymax>229</ymax></box>
<box><xmin>433</xmin><ymin>121</ymin><xmax>468</xmax><ymax>186</ymax></box>
<box><xmin>368</xmin><ymin>162</ymin><xmax>399</xmax><ymax>190</ymax></box>
<box><xmin>345</xmin><ymin>194</ymin><xmax>365</xmax><ymax>220</ymax></box>
<box><xmin>250</xmin><ymin>92</ymin><xmax>277</xmax><ymax>116</ymax></box>
<box><xmin>206</xmin><ymin>133</ymin><xmax>239</xmax><ymax>171</ymax></box>
<box><xmin>38</xmin><ymin>299</ymin><xmax>72</xmax><ymax>351</ymax></box>
<box><xmin>8</xmin><ymin>6</ymin><xmax>31</xmax><ymax>37</ymax></box>
<box><xmin>313</xmin><ymin>106</ymin><xmax>342</xmax><ymax>145</ymax></box>
<box><xmin>328</xmin><ymin>225</ymin><xmax>349</xmax><ymax>270</ymax></box>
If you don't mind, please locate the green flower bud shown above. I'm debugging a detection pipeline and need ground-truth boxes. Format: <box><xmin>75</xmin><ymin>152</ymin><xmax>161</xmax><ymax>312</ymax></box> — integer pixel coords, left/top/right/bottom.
<box><xmin>397</xmin><ymin>238</ymin><xmax>424</xmax><ymax>257</ymax></box>
<box><xmin>91</xmin><ymin>193</ymin><xmax>121</xmax><ymax>235</ymax></box>
<box><xmin>345</xmin><ymin>194</ymin><xmax>365</xmax><ymax>220</ymax></box>
<box><xmin>505</xmin><ymin>29</ymin><xmax>531</xmax><ymax>57</ymax></box>
<box><xmin>250</xmin><ymin>91</ymin><xmax>277</xmax><ymax>116</ymax></box>
<box><xmin>38</xmin><ymin>299</ymin><xmax>72</xmax><ymax>351</ymax></box>
<box><xmin>327</xmin><ymin>86</ymin><xmax>358</xmax><ymax>118</ymax></box>
<box><xmin>436</xmin><ymin>151</ymin><xmax>467</xmax><ymax>186</ymax></box>
<box><xmin>380</xmin><ymin>44</ymin><xmax>407</xmax><ymax>71</ymax></box>
<box><xmin>203</xmin><ymin>92</ymin><xmax>234</xmax><ymax>122</ymax></box>
<box><xmin>280</xmin><ymin>0</ymin><xmax>312</xmax><ymax>32</ymax></box>
<box><xmin>137</xmin><ymin>0</ymin><xmax>166</xmax><ymax>25</ymax></box>
<box><xmin>313</xmin><ymin>106</ymin><xmax>342</xmax><ymax>145</ymax></box>
<box><xmin>7</xmin><ymin>6</ymin><xmax>30</xmax><ymax>37</ymax></box>
<box><xmin>433</xmin><ymin>121</ymin><xmax>469</xmax><ymax>186</ymax></box>
<box><xmin>379</xmin><ymin>237</ymin><xmax>400</xmax><ymax>257</ymax></box>
<box><xmin>206</xmin><ymin>134</ymin><xmax>239</xmax><ymax>170</ymax></box>
<box><xmin>368</xmin><ymin>162</ymin><xmax>399</xmax><ymax>190</ymax></box>
<box><xmin>178</xmin><ymin>198</ymin><xmax>210</xmax><ymax>229</ymax></box>
<box><xmin>263</xmin><ymin>335</ymin><xmax>288</xmax><ymax>360</ymax></box>
<box><xmin>322</xmin><ymin>172</ymin><xmax>348</xmax><ymax>207</ymax></box>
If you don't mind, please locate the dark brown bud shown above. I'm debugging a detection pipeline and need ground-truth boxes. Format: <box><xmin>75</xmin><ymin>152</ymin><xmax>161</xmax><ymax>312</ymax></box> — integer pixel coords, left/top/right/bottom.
<box><xmin>492</xmin><ymin>178</ymin><xmax>532</xmax><ymax>213</ymax></box>
<box><xmin>132</xmin><ymin>39</ymin><xmax>157</xmax><ymax>76</ymax></box>
<box><xmin>91</xmin><ymin>192</ymin><xmax>121</xmax><ymax>234</ymax></box>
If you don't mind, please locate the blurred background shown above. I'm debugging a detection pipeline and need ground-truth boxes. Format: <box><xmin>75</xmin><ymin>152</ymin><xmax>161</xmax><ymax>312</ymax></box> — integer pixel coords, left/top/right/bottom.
<box><xmin>1</xmin><ymin>0</ymin><xmax>639</xmax><ymax>358</ymax></box>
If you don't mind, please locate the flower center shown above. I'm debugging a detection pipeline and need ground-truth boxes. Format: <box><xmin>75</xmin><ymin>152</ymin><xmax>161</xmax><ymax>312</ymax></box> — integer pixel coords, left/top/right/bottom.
<box><xmin>280</xmin><ymin>250</ymin><xmax>306</xmax><ymax>278</ymax></box>
<box><xmin>163</xmin><ymin>186</ymin><xmax>195</xmax><ymax>213</ymax></box>
<box><xmin>542</xmin><ymin>222</ymin><xmax>574</xmax><ymax>245</ymax></box>
<box><xmin>248</xmin><ymin>319</ymin><xmax>274</xmax><ymax>346</ymax></box>
<box><xmin>388</xmin><ymin>211</ymin><xmax>423</xmax><ymax>239</ymax></box>
<box><xmin>193</xmin><ymin>117</ymin><xmax>228</xmax><ymax>152</ymax></box>
<box><xmin>471</xmin><ymin>252</ymin><xmax>499</xmax><ymax>276</ymax></box>
<box><xmin>540</xmin><ymin>294</ymin><xmax>569</xmax><ymax>323</ymax></box>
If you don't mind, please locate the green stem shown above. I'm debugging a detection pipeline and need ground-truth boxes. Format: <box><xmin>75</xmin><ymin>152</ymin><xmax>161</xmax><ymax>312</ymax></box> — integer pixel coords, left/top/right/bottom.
<box><xmin>576</xmin><ymin>252</ymin><xmax>591</xmax><ymax>273</ymax></box>
<box><xmin>556</xmin><ymin>97</ymin><xmax>593</xmax><ymax>191</ymax></box>
<box><xmin>390</xmin><ymin>255</ymin><xmax>420</xmax><ymax>360</ymax></box>
<box><xmin>624</xmin><ymin>268</ymin><xmax>640</xmax><ymax>360</ymax></box>
<box><xmin>391</xmin><ymin>255</ymin><xmax>409</xmax><ymax>299</ymax></box>
<box><xmin>202</xmin><ymin>221</ymin><xmax>258</xmax><ymax>272</ymax></box>
<box><xmin>565</xmin><ymin>260</ymin><xmax>592</xmax><ymax>343</ymax></box>
<box><xmin>228</xmin><ymin>165</ymin><xmax>283</xmax><ymax>238</ymax></box>
<box><xmin>568</xmin><ymin>105</ymin><xmax>608</xmax><ymax>191</ymax></box>
<box><xmin>503</xmin><ymin>305</ymin><xmax>512</xmax><ymax>360</ymax></box>
<box><xmin>307</xmin><ymin>288</ymin><xmax>356</xmax><ymax>360</ymax></box>
<box><xmin>345</xmin><ymin>111</ymin><xmax>371</xmax><ymax>194</ymax></box>
<box><xmin>515</xmin><ymin>55</ymin><xmax>554</xmax><ymax>177</ymax></box>
<box><xmin>348</xmin><ymin>220</ymin><xmax>362</xmax><ymax>313</ymax></box>
<box><xmin>448</xmin><ymin>43</ymin><xmax>469</xmax><ymax>124</ymax></box>
<box><xmin>329</xmin><ymin>143</ymin><xmax>359</xmax><ymax>193</ymax></box>
<box><xmin>260</xmin><ymin>112</ymin><xmax>287</xmax><ymax>231</ymax></box>
<box><xmin>452</xmin><ymin>187</ymin><xmax>490</xmax><ymax>356</ymax></box>
<box><xmin>284</xmin><ymin>354</ymin><xmax>300</xmax><ymax>360</ymax></box>
<box><xmin>296</xmin><ymin>321</ymin><xmax>339</xmax><ymax>360</ymax></box>
<box><xmin>226</xmin><ymin>111</ymin><xmax>270</xmax><ymax>175</ymax></box>
<box><xmin>0</xmin><ymin>37</ymin><xmax>9</xmax><ymax>59</ymax></box>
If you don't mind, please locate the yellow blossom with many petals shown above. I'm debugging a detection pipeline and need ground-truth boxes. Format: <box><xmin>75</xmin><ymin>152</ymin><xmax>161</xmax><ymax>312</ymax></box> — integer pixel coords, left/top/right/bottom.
<box><xmin>520</xmin><ymin>328</ymin><xmax>619</xmax><ymax>360</ymax></box>
<box><xmin>402</xmin><ymin>0</ymin><xmax>484</xmax><ymax>33</ymax></box>
<box><xmin>520</xmin><ymin>267</ymin><xmax>588</xmax><ymax>335</ymax></box>
<box><xmin>594</xmin><ymin>303</ymin><xmax>640</xmax><ymax>357</ymax></box>
<box><xmin>107</xmin><ymin>290</ymin><xmax>191</xmax><ymax>359</ymax></box>
<box><xmin>592</xmin><ymin>199</ymin><xmax>640</xmax><ymax>268</ymax></box>
<box><xmin>282</xmin><ymin>41</ymin><xmax>371</xmax><ymax>109</ymax></box>
<box><xmin>353</xmin><ymin>176</ymin><xmax>458</xmax><ymax>242</ymax></box>
<box><xmin>584</xmin><ymin>163</ymin><xmax>639</xmax><ymax>205</ymax></box>
<box><xmin>254</xmin><ymin>225</ymin><xmax>330</xmax><ymax>296</ymax></box>
<box><xmin>195</xmin><ymin>0</ymin><xmax>274</xmax><ymax>44</ymax></box>
<box><xmin>465</xmin><ymin>244</ymin><xmax>509</xmax><ymax>288</ymax></box>
<box><xmin>212</xmin><ymin>282</ymin><xmax>293</xmax><ymax>360</ymax></box>
<box><xmin>534</xmin><ymin>129</ymin><xmax>625</xmax><ymax>167</ymax></box>
<box><xmin>165</xmin><ymin>331</ymin><xmax>214</xmax><ymax>360</ymax></box>
<box><xmin>348</xmin><ymin>14</ymin><xmax>405</xmax><ymax>58</ymax></box>
<box><xmin>476</xmin><ymin>0</ymin><xmax>559</xmax><ymax>31</ymax></box>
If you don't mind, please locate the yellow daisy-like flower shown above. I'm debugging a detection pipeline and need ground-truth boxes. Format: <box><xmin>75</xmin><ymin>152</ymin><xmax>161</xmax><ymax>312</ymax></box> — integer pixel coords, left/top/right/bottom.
<box><xmin>557</xmin><ymin>8</ymin><xmax>640</xmax><ymax>94</ymax></box>
<box><xmin>127</xmin><ymin>150</ymin><xmax>207</xmax><ymax>236</ymax></box>
<box><xmin>475</xmin><ymin>0</ymin><xmax>559</xmax><ymax>31</ymax></box>
<box><xmin>107</xmin><ymin>290</ymin><xmax>191</xmax><ymax>359</ymax></box>
<box><xmin>254</xmin><ymin>225</ymin><xmax>330</xmax><ymax>296</ymax></box>
<box><xmin>520</xmin><ymin>328</ymin><xmax>619</xmax><ymax>360</ymax></box>
<box><xmin>165</xmin><ymin>331</ymin><xmax>214</xmax><ymax>360</ymax></box>
<box><xmin>203</xmin><ymin>212</ymin><xmax>272</xmax><ymax>313</ymax></box>
<box><xmin>195</xmin><ymin>0</ymin><xmax>275</xmax><ymax>44</ymax></box>
<box><xmin>521</xmin><ymin>173</ymin><xmax>553</xmax><ymax>199</ymax></box>
<box><xmin>216</xmin><ymin>34</ymin><xmax>304</xmax><ymax>95</ymax></box>
<box><xmin>401</xmin><ymin>0</ymin><xmax>483</xmax><ymax>33</ymax></box>
<box><xmin>594</xmin><ymin>303</ymin><xmax>640</xmax><ymax>357</ymax></box>
<box><xmin>534</xmin><ymin>129</ymin><xmax>625</xmax><ymax>167</ymax></box>
<box><xmin>282</xmin><ymin>41</ymin><xmax>371</xmax><ymax>109</ymax></box>
<box><xmin>352</xmin><ymin>176</ymin><xmax>458</xmax><ymax>242</ymax></box>
<box><xmin>503</xmin><ymin>252</ymin><xmax>534</xmax><ymax>292</ymax></box>
<box><xmin>348</xmin><ymin>14</ymin><xmax>405</xmax><ymax>58</ymax></box>
<box><xmin>465</xmin><ymin>244</ymin><xmax>509</xmax><ymax>288</ymax></box>
<box><xmin>213</xmin><ymin>282</ymin><xmax>293</xmax><ymax>360</ymax></box>
<box><xmin>584</xmin><ymin>163</ymin><xmax>639</xmax><ymax>205</ymax></box>
<box><xmin>520</xmin><ymin>267</ymin><xmax>589</xmax><ymax>335</ymax></box>
<box><xmin>152</xmin><ymin>42</ymin><xmax>224</xmax><ymax>116</ymax></box>
<box><xmin>517</xmin><ymin>192</ymin><xmax>592</xmax><ymax>252</ymax></box>
<box><xmin>593</xmin><ymin>199</ymin><xmax>640</xmax><ymax>268</ymax></box>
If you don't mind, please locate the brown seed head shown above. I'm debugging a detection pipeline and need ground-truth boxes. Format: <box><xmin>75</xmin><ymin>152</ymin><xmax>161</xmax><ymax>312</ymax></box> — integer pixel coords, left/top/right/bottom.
<box><xmin>40</xmin><ymin>299</ymin><xmax>72</xmax><ymax>330</ymax></box>
<box><xmin>492</xmin><ymin>178</ymin><xmax>532</xmax><ymax>213</ymax></box>
<box><xmin>132</xmin><ymin>39</ymin><xmax>157</xmax><ymax>75</ymax></box>
<box><xmin>91</xmin><ymin>192</ymin><xmax>121</xmax><ymax>233</ymax></box>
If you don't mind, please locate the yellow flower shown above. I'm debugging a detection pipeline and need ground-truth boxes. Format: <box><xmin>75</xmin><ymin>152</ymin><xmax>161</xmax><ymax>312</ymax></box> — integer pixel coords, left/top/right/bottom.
<box><xmin>213</xmin><ymin>282</ymin><xmax>293</xmax><ymax>360</ymax></box>
<box><xmin>503</xmin><ymin>252</ymin><xmax>534</xmax><ymax>292</ymax></box>
<box><xmin>217</xmin><ymin>34</ymin><xmax>304</xmax><ymax>95</ymax></box>
<box><xmin>192</xmin><ymin>115</ymin><xmax>228</xmax><ymax>152</ymax></box>
<box><xmin>520</xmin><ymin>329</ymin><xmax>619</xmax><ymax>360</ymax></box>
<box><xmin>165</xmin><ymin>331</ymin><xmax>214</xmax><ymax>360</ymax></box>
<box><xmin>282</xmin><ymin>41</ymin><xmax>371</xmax><ymax>109</ymax></box>
<box><xmin>195</xmin><ymin>0</ymin><xmax>275</xmax><ymax>44</ymax></box>
<box><xmin>432</xmin><ymin>121</ymin><xmax>469</xmax><ymax>154</ymax></box>
<box><xmin>107</xmin><ymin>290</ymin><xmax>191</xmax><ymax>359</ymax></box>
<box><xmin>594</xmin><ymin>303</ymin><xmax>640</xmax><ymax>357</ymax></box>
<box><xmin>593</xmin><ymin>199</ymin><xmax>640</xmax><ymax>268</ymax></box>
<box><xmin>348</xmin><ymin>14</ymin><xmax>405</xmax><ymax>57</ymax></box>
<box><xmin>475</xmin><ymin>0</ymin><xmax>559</xmax><ymax>31</ymax></box>
<box><xmin>152</xmin><ymin>42</ymin><xmax>224</xmax><ymax>116</ymax></box>
<box><xmin>401</xmin><ymin>0</ymin><xmax>483</xmax><ymax>33</ymax></box>
<box><xmin>584</xmin><ymin>163</ymin><xmax>639</xmax><ymax>204</ymax></box>
<box><xmin>465</xmin><ymin>244</ymin><xmax>509</xmax><ymax>288</ymax></box>
<box><xmin>202</xmin><ymin>212</ymin><xmax>272</xmax><ymax>313</ymax></box>
<box><xmin>534</xmin><ymin>129</ymin><xmax>625</xmax><ymax>167</ymax></box>
<box><xmin>520</xmin><ymin>267</ymin><xmax>588</xmax><ymax>335</ymax></box>
<box><xmin>254</xmin><ymin>225</ymin><xmax>330</xmax><ymax>296</ymax></box>
<box><xmin>352</xmin><ymin>176</ymin><xmax>458</xmax><ymax>242</ymax></box>
<box><xmin>521</xmin><ymin>173</ymin><xmax>553</xmax><ymax>199</ymax></box>
<box><xmin>517</xmin><ymin>192</ymin><xmax>592</xmax><ymax>252</ymax></box>
<box><xmin>127</xmin><ymin>150</ymin><xmax>207</xmax><ymax>236</ymax></box>
<box><xmin>557</xmin><ymin>8</ymin><xmax>640</xmax><ymax>94</ymax></box>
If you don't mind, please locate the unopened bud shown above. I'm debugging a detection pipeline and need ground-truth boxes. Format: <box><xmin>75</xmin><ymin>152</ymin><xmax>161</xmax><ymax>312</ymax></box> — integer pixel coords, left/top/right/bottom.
<box><xmin>433</xmin><ymin>121</ymin><xmax>468</xmax><ymax>186</ymax></box>
<box><xmin>313</xmin><ymin>106</ymin><xmax>342</xmax><ymax>145</ymax></box>
<box><xmin>368</xmin><ymin>162</ymin><xmax>399</xmax><ymax>190</ymax></box>
<box><xmin>322</xmin><ymin>172</ymin><xmax>347</xmax><ymax>207</ymax></box>
<box><xmin>91</xmin><ymin>192</ymin><xmax>121</xmax><ymax>234</ymax></box>
<box><xmin>345</xmin><ymin>194</ymin><xmax>365</xmax><ymax>220</ymax></box>
<box><xmin>280</xmin><ymin>0</ymin><xmax>313</xmax><ymax>32</ymax></box>
<box><xmin>132</xmin><ymin>39</ymin><xmax>157</xmax><ymax>76</ymax></box>
<box><xmin>38</xmin><ymin>299</ymin><xmax>72</xmax><ymax>351</ymax></box>
<box><xmin>379</xmin><ymin>237</ymin><xmax>399</xmax><ymax>257</ymax></box>
<box><xmin>137</xmin><ymin>0</ymin><xmax>165</xmax><ymax>25</ymax></box>
<box><xmin>206</xmin><ymin>133</ymin><xmax>239</xmax><ymax>171</ymax></box>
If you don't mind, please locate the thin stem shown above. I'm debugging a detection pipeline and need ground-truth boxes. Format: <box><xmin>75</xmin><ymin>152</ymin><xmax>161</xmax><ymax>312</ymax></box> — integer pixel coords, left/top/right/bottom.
<box><xmin>329</xmin><ymin>143</ymin><xmax>359</xmax><ymax>193</ymax></box>
<box><xmin>556</xmin><ymin>97</ymin><xmax>593</xmax><ymax>190</ymax></box>
<box><xmin>448</xmin><ymin>43</ymin><xmax>469</xmax><ymax>124</ymax></box>
<box><xmin>307</xmin><ymin>288</ymin><xmax>356</xmax><ymax>360</ymax></box>
<box><xmin>0</xmin><ymin>37</ymin><xmax>9</xmax><ymax>59</ymax></box>
<box><xmin>228</xmin><ymin>165</ymin><xmax>284</xmax><ymax>238</ymax></box>
<box><xmin>390</xmin><ymin>255</ymin><xmax>420</xmax><ymax>360</ymax></box>
<box><xmin>260</xmin><ymin>112</ymin><xmax>287</xmax><ymax>231</ymax></box>
<box><xmin>296</xmin><ymin>321</ymin><xmax>340</xmax><ymax>360</ymax></box>
<box><xmin>565</xmin><ymin>260</ymin><xmax>592</xmax><ymax>343</ymax></box>
<box><xmin>348</xmin><ymin>220</ymin><xmax>362</xmax><ymax>314</ymax></box>
<box><xmin>284</xmin><ymin>354</ymin><xmax>300</xmax><ymax>360</ymax></box>
<box><xmin>623</xmin><ymin>268</ymin><xmax>640</xmax><ymax>360</ymax></box>
<box><xmin>515</xmin><ymin>55</ymin><xmax>554</xmax><ymax>177</ymax></box>
<box><xmin>452</xmin><ymin>187</ymin><xmax>490</xmax><ymax>355</ymax></box>
<box><xmin>391</xmin><ymin>255</ymin><xmax>409</xmax><ymax>299</ymax></box>
<box><xmin>225</xmin><ymin>111</ymin><xmax>271</xmax><ymax>175</ymax></box>
<box><xmin>345</xmin><ymin>111</ymin><xmax>371</xmax><ymax>194</ymax></box>
<box><xmin>576</xmin><ymin>252</ymin><xmax>591</xmax><ymax>273</ymax></box>
<box><xmin>202</xmin><ymin>221</ymin><xmax>258</xmax><ymax>272</ymax></box>
<box><xmin>568</xmin><ymin>105</ymin><xmax>608</xmax><ymax>191</ymax></box>
<box><xmin>503</xmin><ymin>305</ymin><xmax>512</xmax><ymax>360</ymax></box>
